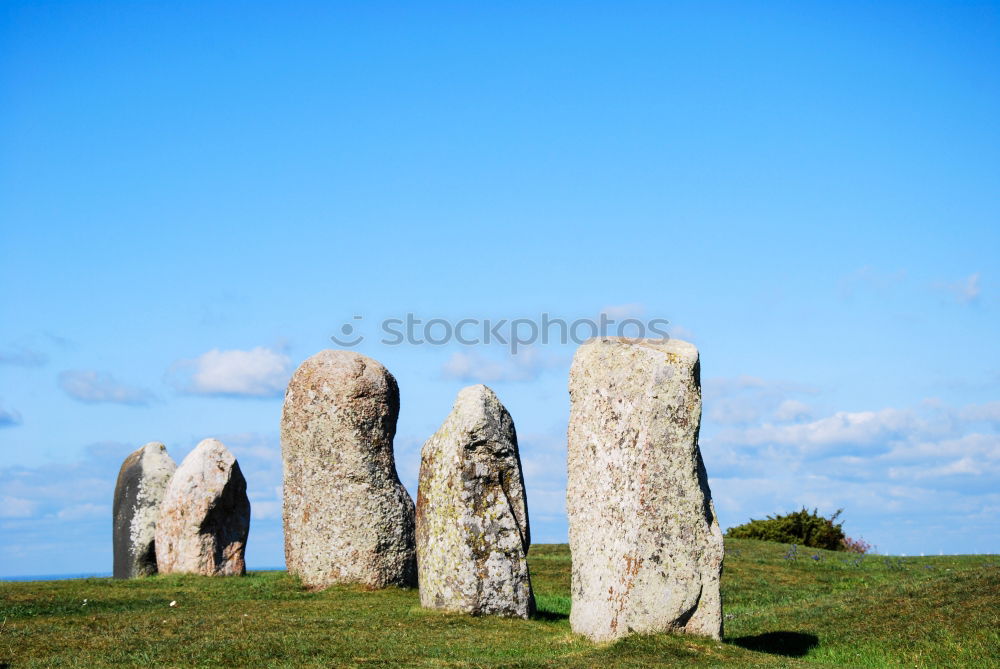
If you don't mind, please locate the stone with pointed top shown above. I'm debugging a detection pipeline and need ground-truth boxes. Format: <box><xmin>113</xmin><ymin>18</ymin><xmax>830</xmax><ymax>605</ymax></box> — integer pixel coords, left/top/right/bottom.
<box><xmin>416</xmin><ymin>384</ymin><xmax>535</xmax><ymax>618</ymax></box>
<box><xmin>154</xmin><ymin>438</ymin><xmax>250</xmax><ymax>576</ymax></box>
<box><xmin>113</xmin><ymin>442</ymin><xmax>177</xmax><ymax>578</ymax></box>
<box><xmin>281</xmin><ymin>350</ymin><xmax>416</xmax><ymax>589</ymax></box>
<box><xmin>567</xmin><ymin>338</ymin><xmax>724</xmax><ymax>641</ymax></box>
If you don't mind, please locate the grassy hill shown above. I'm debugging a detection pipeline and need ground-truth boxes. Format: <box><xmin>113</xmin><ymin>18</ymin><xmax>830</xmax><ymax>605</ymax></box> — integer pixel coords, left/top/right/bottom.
<box><xmin>2</xmin><ymin>539</ymin><xmax>997</xmax><ymax>667</ymax></box>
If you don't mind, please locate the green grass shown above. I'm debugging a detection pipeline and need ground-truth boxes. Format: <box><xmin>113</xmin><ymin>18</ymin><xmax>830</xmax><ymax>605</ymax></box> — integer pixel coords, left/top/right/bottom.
<box><xmin>2</xmin><ymin>540</ymin><xmax>997</xmax><ymax>667</ymax></box>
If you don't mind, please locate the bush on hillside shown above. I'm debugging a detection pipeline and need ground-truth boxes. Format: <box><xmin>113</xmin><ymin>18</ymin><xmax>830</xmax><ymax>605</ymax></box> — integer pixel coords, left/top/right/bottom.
<box><xmin>726</xmin><ymin>507</ymin><xmax>849</xmax><ymax>551</ymax></box>
<box><xmin>841</xmin><ymin>535</ymin><xmax>872</xmax><ymax>554</ymax></box>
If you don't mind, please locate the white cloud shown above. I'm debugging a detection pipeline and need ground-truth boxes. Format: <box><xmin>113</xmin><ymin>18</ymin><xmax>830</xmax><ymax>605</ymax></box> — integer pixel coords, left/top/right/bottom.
<box><xmin>170</xmin><ymin>347</ymin><xmax>291</xmax><ymax>398</ymax></box>
<box><xmin>56</xmin><ymin>503</ymin><xmax>107</xmax><ymax>520</ymax></box>
<box><xmin>0</xmin><ymin>403</ymin><xmax>22</xmax><ymax>427</ymax></box>
<box><xmin>0</xmin><ymin>495</ymin><xmax>37</xmax><ymax>518</ymax></box>
<box><xmin>720</xmin><ymin>408</ymin><xmax>921</xmax><ymax>455</ymax></box>
<box><xmin>442</xmin><ymin>347</ymin><xmax>565</xmax><ymax>383</ymax></box>
<box><xmin>894</xmin><ymin>457</ymin><xmax>985</xmax><ymax>480</ymax></box>
<box><xmin>251</xmin><ymin>501</ymin><xmax>282</xmax><ymax>520</ymax></box>
<box><xmin>881</xmin><ymin>434</ymin><xmax>1000</xmax><ymax>487</ymax></box>
<box><xmin>58</xmin><ymin>370</ymin><xmax>154</xmax><ymax>405</ymax></box>
<box><xmin>960</xmin><ymin>400</ymin><xmax>1000</xmax><ymax>425</ymax></box>
<box><xmin>774</xmin><ymin>399</ymin><xmax>812</xmax><ymax>422</ymax></box>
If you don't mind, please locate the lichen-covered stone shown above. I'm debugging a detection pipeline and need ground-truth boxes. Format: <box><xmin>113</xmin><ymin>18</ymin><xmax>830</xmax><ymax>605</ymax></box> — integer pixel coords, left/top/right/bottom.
<box><xmin>567</xmin><ymin>338</ymin><xmax>724</xmax><ymax>642</ymax></box>
<box><xmin>154</xmin><ymin>438</ymin><xmax>250</xmax><ymax>576</ymax></box>
<box><xmin>112</xmin><ymin>442</ymin><xmax>176</xmax><ymax>578</ymax></box>
<box><xmin>416</xmin><ymin>384</ymin><xmax>535</xmax><ymax>618</ymax></box>
<box><xmin>281</xmin><ymin>350</ymin><xmax>416</xmax><ymax>589</ymax></box>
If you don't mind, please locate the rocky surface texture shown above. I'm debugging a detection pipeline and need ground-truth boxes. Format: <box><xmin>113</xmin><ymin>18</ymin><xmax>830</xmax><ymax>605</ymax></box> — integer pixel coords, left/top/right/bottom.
<box><xmin>154</xmin><ymin>438</ymin><xmax>250</xmax><ymax>576</ymax></box>
<box><xmin>566</xmin><ymin>337</ymin><xmax>724</xmax><ymax>642</ymax></box>
<box><xmin>112</xmin><ymin>442</ymin><xmax>176</xmax><ymax>578</ymax></box>
<box><xmin>416</xmin><ymin>384</ymin><xmax>535</xmax><ymax>618</ymax></box>
<box><xmin>281</xmin><ymin>350</ymin><xmax>416</xmax><ymax>589</ymax></box>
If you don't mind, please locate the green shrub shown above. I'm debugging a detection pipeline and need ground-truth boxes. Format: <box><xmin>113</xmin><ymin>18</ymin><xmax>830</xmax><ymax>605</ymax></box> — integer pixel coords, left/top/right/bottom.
<box><xmin>726</xmin><ymin>507</ymin><xmax>847</xmax><ymax>551</ymax></box>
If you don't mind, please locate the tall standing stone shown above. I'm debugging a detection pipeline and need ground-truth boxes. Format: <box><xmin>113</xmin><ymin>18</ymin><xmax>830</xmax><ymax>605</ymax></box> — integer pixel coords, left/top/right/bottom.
<box><xmin>113</xmin><ymin>442</ymin><xmax>177</xmax><ymax>578</ymax></box>
<box><xmin>281</xmin><ymin>350</ymin><xmax>416</xmax><ymax>589</ymax></box>
<box><xmin>567</xmin><ymin>338</ymin><xmax>724</xmax><ymax>642</ymax></box>
<box><xmin>154</xmin><ymin>438</ymin><xmax>250</xmax><ymax>576</ymax></box>
<box><xmin>416</xmin><ymin>384</ymin><xmax>535</xmax><ymax>618</ymax></box>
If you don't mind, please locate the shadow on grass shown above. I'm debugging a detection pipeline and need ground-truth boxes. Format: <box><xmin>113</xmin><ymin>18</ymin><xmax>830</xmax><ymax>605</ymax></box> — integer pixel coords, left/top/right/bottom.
<box><xmin>532</xmin><ymin>608</ymin><xmax>569</xmax><ymax>622</ymax></box>
<box><xmin>730</xmin><ymin>631</ymin><xmax>819</xmax><ymax>657</ymax></box>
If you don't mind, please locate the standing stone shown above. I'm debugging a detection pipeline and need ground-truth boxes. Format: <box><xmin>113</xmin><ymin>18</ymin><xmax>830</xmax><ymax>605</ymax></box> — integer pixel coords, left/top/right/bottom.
<box><xmin>113</xmin><ymin>442</ymin><xmax>176</xmax><ymax>578</ymax></box>
<box><xmin>281</xmin><ymin>350</ymin><xmax>416</xmax><ymax>589</ymax></box>
<box><xmin>567</xmin><ymin>338</ymin><xmax>724</xmax><ymax>642</ymax></box>
<box><xmin>154</xmin><ymin>438</ymin><xmax>250</xmax><ymax>576</ymax></box>
<box><xmin>416</xmin><ymin>385</ymin><xmax>535</xmax><ymax>618</ymax></box>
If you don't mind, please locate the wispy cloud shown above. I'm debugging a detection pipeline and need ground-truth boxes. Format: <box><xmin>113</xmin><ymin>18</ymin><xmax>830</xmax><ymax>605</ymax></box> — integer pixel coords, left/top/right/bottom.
<box><xmin>0</xmin><ymin>440</ymin><xmax>134</xmax><ymax>522</ymax></box>
<box><xmin>0</xmin><ymin>495</ymin><xmax>37</xmax><ymax>518</ymax></box>
<box><xmin>703</xmin><ymin>375</ymin><xmax>817</xmax><ymax>426</ymax></box>
<box><xmin>955</xmin><ymin>272</ymin><xmax>981</xmax><ymax>304</ymax></box>
<box><xmin>735</xmin><ymin>408</ymin><xmax>919</xmax><ymax>452</ymax></box>
<box><xmin>774</xmin><ymin>399</ymin><xmax>812</xmax><ymax>422</ymax></box>
<box><xmin>0</xmin><ymin>332</ymin><xmax>72</xmax><ymax>367</ymax></box>
<box><xmin>58</xmin><ymin>371</ymin><xmax>154</xmax><ymax>405</ymax></box>
<box><xmin>0</xmin><ymin>403</ymin><xmax>22</xmax><ymax>427</ymax></box>
<box><xmin>936</xmin><ymin>272</ymin><xmax>982</xmax><ymax>305</ymax></box>
<box><xmin>56</xmin><ymin>502</ymin><xmax>107</xmax><ymax>520</ymax></box>
<box><xmin>168</xmin><ymin>347</ymin><xmax>291</xmax><ymax>398</ymax></box>
<box><xmin>0</xmin><ymin>346</ymin><xmax>47</xmax><ymax>367</ymax></box>
<box><xmin>442</xmin><ymin>347</ymin><xmax>566</xmax><ymax>383</ymax></box>
<box><xmin>960</xmin><ymin>400</ymin><xmax>1000</xmax><ymax>426</ymax></box>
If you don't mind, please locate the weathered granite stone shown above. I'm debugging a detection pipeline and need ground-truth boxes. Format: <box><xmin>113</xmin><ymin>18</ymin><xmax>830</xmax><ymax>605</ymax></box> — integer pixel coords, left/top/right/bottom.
<box><xmin>154</xmin><ymin>438</ymin><xmax>250</xmax><ymax>576</ymax></box>
<box><xmin>566</xmin><ymin>338</ymin><xmax>724</xmax><ymax>642</ymax></box>
<box><xmin>416</xmin><ymin>384</ymin><xmax>535</xmax><ymax>618</ymax></box>
<box><xmin>281</xmin><ymin>350</ymin><xmax>416</xmax><ymax>589</ymax></box>
<box><xmin>112</xmin><ymin>442</ymin><xmax>176</xmax><ymax>578</ymax></box>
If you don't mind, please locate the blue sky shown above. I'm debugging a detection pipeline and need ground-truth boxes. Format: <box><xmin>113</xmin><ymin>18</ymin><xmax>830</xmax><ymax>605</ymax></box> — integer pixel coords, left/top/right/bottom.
<box><xmin>1</xmin><ymin>1</ymin><xmax>998</xmax><ymax>576</ymax></box>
